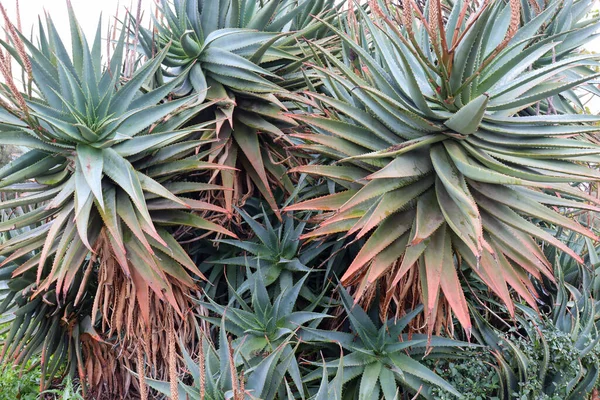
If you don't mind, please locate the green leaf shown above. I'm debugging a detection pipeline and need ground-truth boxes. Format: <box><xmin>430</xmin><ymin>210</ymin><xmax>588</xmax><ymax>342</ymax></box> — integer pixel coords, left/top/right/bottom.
<box><xmin>180</xmin><ymin>30</ymin><xmax>202</xmax><ymax>57</ymax></box>
<box><xmin>199</xmin><ymin>47</ymin><xmax>278</xmax><ymax>78</ymax></box>
<box><xmin>338</xmin><ymin>285</ymin><xmax>378</xmax><ymax>348</ymax></box>
<box><xmin>379</xmin><ymin>366</ymin><xmax>398</xmax><ymax>400</ymax></box>
<box><xmin>236</xmin><ymin>208</ymin><xmax>276</xmax><ymax>249</ymax></box>
<box><xmin>74</xmin><ymin>188</ymin><xmax>94</xmax><ymax>252</ymax></box>
<box><xmin>37</xmin><ymin>202</ymin><xmax>74</xmax><ymax>282</ymax></box>
<box><xmin>0</xmin><ymin>154</ymin><xmax>63</xmax><ymax>189</ymax></box>
<box><xmin>102</xmin><ymin>148</ymin><xmax>154</xmax><ymax>230</ymax></box>
<box><xmin>233</xmin><ymin>122</ymin><xmax>277</xmax><ymax>213</ymax></box>
<box><xmin>444</xmin><ymin>94</ymin><xmax>489</xmax><ymax>135</ymax></box>
<box><xmin>285</xmin><ymin>191</ymin><xmax>356</xmax><ymax>212</ymax></box>
<box><xmin>112</xmin><ymin>129</ymin><xmax>196</xmax><ymax>157</ymax></box>
<box><xmin>103</xmin><ymin>96</ymin><xmax>193</xmax><ymax>139</ymax></box>
<box><xmin>0</xmin><ymin>185</ymin><xmax>63</xmax><ymax>210</ymax></box>
<box><xmin>96</xmin><ymin>186</ymin><xmax>125</xmax><ymax>253</ymax></box>
<box><xmin>76</xmin><ymin>144</ymin><xmax>104</xmax><ymax>206</ymax></box>
<box><xmin>189</xmin><ymin>63</ymin><xmax>208</xmax><ymax>102</ymax></box>
<box><xmin>360</xmin><ymin>362</ymin><xmax>382</xmax><ymax>400</ymax></box>
<box><xmin>138</xmin><ymin>172</ymin><xmax>187</xmax><ymax>207</ymax></box>
<box><xmin>290</xmin><ymin>165</ymin><xmax>368</xmax><ymax>182</ymax></box>
<box><xmin>245</xmin><ymin>341</ymin><xmax>287</xmax><ymax>397</ymax></box>
<box><xmin>247</xmin><ymin>0</ymin><xmax>279</xmax><ymax>29</ymax></box>
<box><xmin>150</xmin><ymin>210</ymin><xmax>237</xmax><ymax>238</ymax></box>
<box><xmin>389</xmin><ymin>353</ymin><xmax>461</xmax><ymax>398</ymax></box>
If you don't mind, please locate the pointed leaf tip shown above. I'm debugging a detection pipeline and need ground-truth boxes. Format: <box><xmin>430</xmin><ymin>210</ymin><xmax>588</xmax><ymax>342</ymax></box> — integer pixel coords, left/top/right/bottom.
<box><xmin>444</xmin><ymin>93</ymin><xmax>489</xmax><ymax>136</ymax></box>
<box><xmin>76</xmin><ymin>144</ymin><xmax>104</xmax><ymax>207</ymax></box>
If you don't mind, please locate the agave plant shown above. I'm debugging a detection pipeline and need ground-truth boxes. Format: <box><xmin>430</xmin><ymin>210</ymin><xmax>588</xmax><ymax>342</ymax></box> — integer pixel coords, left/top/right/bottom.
<box><xmin>134</xmin><ymin>0</ymin><xmax>339</xmax><ymax>215</ymax></box>
<box><xmin>0</xmin><ymin>6</ymin><xmax>237</xmax><ymax>320</ymax></box>
<box><xmin>200</xmin><ymin>268</ymin><xmax>329</xmax><ymax>397</ymax></box>
<box><xmin>301</xmin><ymin>286</ymin><xmax>475</xmax><ymax>400</ymax></box>
<box><xmin>207</xmin><ymin>208</ymin><xmax>333</xmax><ymax>291</ymax></box>
<box><xmin>146</xmin><ymin>319</ymin><xmax>304</xmax><ymax>400</ymax></box>
<box><xmin>286</xmin><ymin>0</ymin><xmax>600</xmax><ymax>333</ymax></box>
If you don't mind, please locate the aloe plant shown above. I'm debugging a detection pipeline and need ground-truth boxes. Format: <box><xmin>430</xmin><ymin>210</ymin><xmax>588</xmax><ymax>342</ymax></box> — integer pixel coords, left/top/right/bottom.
<box><xmin>146</xmin><ymin>320</ymin><xmax>297</xmax><ymax>399</ymax></box>
<box><xmin>521</xmin><ymin>0</ymin><xmax>600</xmax><ymax>113</ymax></box>
<box><xmin>286</xmin><ymin>0</ymin><xmax>600</xmax><ymax>333</ymax></box>
<box><xmin>0</xmin><ymin>254</ymin><xmax>92</xmax><ymax>391</ymax></box>
<box><xmin>542</xmin><ymin>226</ymin><xmax>600</xmax><ymax>300</ymax></box>
<box><xmin>146</xmin><ymin>328</ymin><xmax>347</xmax><ymax>400</ymax></box>
<box><xmin>134</xmin><ymin>0</ymin><xmax>339</xmax><ymax>215</ymax></box>
<box><xmin>0</xmin><ymin>6</ymin><xmax>237</xmax><ymax>319</ymax></box>
<box><xmin>201</xmin><ymin>268</ymin><xmax>329</xmax><ymax>397</ymax></box>
<box><xmin>208</xmin><ymin>208</ymin><xmax>333</xmax><ymax>289</ymax></box>
<box><xmin>137</xmin><ymin>0</ymin><xmax>336</xmax><ymax>99</ymax></box>
<box><xmin>301</xmin><ymin>287</ymin><xmax>476</xmax><ymax>400</ymax></box>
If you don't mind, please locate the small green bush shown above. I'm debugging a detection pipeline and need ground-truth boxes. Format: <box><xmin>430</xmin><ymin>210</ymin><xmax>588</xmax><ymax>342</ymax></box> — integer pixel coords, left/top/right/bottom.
<box><xmin>426</xmin><ymin>349</ymin><xmax>501</xmax><ymax>400</ymax></box>
<box><xmin>0</xmin><ymin>358</ymin><xmax>40</xmax><ymax>400</ymax></box>
<box><xmin>0</xmin><ymin>323</ymin><xmax>39</xmax><ymax>399</ymax></box>
<box><xmin>508</xmin><ymin>321</ymin><xmax>600</xmax><ymax>400</ymax></box>
<box><xmin>0</xmin><ymin>368</ymin><xmax>39</xmax><ymax>400</ymax></box>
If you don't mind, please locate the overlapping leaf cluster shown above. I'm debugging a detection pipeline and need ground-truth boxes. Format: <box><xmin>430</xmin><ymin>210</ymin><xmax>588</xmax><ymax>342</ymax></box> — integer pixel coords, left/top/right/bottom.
<box><xmin>135</xmin><ymin>0</ymin><xmax>338</xmax><ymax>215</ymax></box>
<box><xmin>0</xmin><ymin>0</ymin><xmax>600</xmax><ymax>399</ymax></box>
<box><xmin>0</xmin><ymin>4</ymin><xmax>239</xmax><ymax>395</ymax></box>
<box><xmin>0</xmin><ymin>7</ymin><xmax>238</xmax><ymax>320</ymax></box>
<box><xmin>288</xmin><ymin>0</ymin><xmax>600</xmax><ymax>333</ymax></box>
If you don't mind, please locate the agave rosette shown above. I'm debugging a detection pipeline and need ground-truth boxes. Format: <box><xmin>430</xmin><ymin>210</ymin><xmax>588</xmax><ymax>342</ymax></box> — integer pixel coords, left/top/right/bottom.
<box><xmin>0</xmin><ymin>8</ymin><xmax>236</xmax><ymax>318</ymax></box>
<box><xmin>135</xmin><ymin>0</ymin><xmax>338</xmax><ymax>215</ymax></box>
<box><xmin>138</xmin><ymin>0</ymin><xmax>336</xmax><ymax>98</ymax></box>
<box><xmin>209</xmin><ymin>208</ymin><xmax>334</xmax><ymax>289</ymax></box>
<box><xmin>519</xmin><ymin>0</ymin><xmax>600</xmax><ymax>113</ymax></box>
<box><xmin>301</xmin><ymin>287</ymin><xmax>475</xmax><ymax>399</ymax></box>
<box><xmin>286</xmin><ymin>0</ymin><xmax>600</xmax><ymax>332</ymax></box>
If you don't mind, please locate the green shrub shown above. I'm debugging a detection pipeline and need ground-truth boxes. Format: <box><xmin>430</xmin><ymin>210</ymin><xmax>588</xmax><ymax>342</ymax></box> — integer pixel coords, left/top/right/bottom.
<box><xmin>427</xmin><ymin>350</ymin><xmax>501</xmax><ymax>400</ymax></box>
<box><xmin>0</xmin><ymin>365</ymin><xmax>39</xmax><ymax>400</ymax></box>
<box><xmin>0</xmin><ymin>324</ymin><xmax>40</xmax><ymax>400</ymax></box>
<box><xmin>506</xmin><ymin>318</ymin><xmax>600</xmax><ymax>400</ymax></box>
